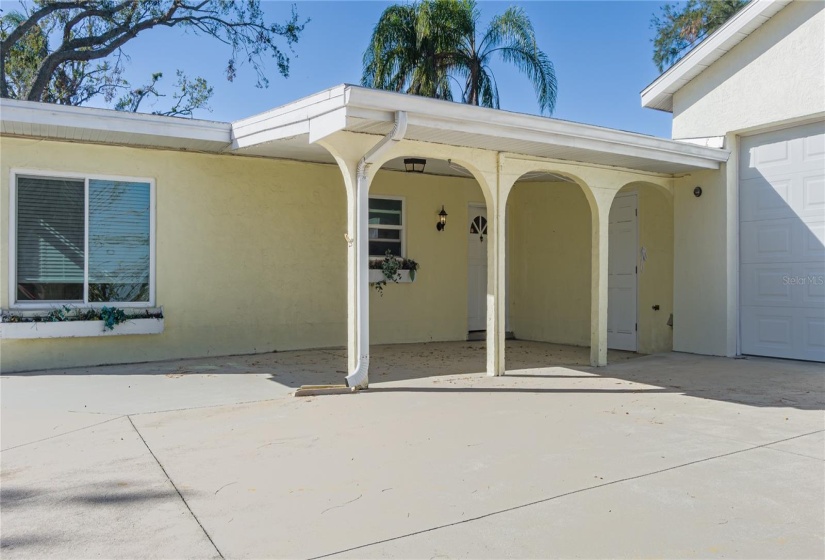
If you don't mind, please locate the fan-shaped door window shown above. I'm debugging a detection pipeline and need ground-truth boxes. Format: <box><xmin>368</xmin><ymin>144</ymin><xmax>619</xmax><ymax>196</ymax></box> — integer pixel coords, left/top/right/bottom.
<box><xmin>470</xmin><ymin>215</ymin><xmax>488</xmax><ymax>241</ymax></box>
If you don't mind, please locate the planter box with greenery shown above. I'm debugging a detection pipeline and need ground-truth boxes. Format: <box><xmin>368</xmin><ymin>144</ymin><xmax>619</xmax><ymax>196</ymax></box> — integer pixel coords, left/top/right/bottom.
<box><xmin>369</xmin><ymin>252</ymin><xmax>420</xmax><ymax>296</ymax></box>
<box><xmin>0</xmin><ymin>306</ymin><xmax>164</xmax><ymax>339</ymax></box>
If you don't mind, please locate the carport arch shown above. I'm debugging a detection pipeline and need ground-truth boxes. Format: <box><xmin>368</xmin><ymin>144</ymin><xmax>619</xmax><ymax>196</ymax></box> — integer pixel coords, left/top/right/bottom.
<box><xmin>506</xmin><ymin>172</ymin><xmax>594</xmax><ymax>360</ymax></box>
<box><xmin>500</xmin><ymin>163</ymin><xmax>616</xmax><ymax>367</ymax></box>
<box><xmin>318</xmin><ymin>131</ymin><xmax>503</xmax><ymax>387</ymax></box>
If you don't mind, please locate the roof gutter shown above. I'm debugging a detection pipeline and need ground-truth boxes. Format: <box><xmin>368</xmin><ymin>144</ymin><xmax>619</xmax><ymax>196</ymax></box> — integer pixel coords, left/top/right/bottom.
<box><xmin>346</xmin><ymin>110</ymin><xmax>408</xmax><ymax>389</ymax></box>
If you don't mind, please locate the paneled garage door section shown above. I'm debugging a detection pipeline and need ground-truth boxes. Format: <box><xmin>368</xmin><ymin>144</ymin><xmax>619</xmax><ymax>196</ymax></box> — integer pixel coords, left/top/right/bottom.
<box><xmin>740</xmin><ymin>122</ymin><xmax>825</xmax><ymax>361</ymax></box>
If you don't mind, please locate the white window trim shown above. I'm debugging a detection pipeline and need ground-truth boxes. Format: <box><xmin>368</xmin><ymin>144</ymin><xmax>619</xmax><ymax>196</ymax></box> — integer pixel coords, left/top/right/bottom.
<box><xmin>8</xmin><ymin>168</ymin><xmax>157</xmax><ymax>310</ymax></box>
<box><xmin>368</xmin><ymin>195</ymin><xmax>406</xmax><ymax>259</ymax></box>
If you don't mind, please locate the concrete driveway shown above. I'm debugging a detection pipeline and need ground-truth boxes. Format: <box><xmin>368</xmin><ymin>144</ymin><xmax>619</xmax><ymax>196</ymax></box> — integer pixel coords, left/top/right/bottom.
<box><xmin>1</xmin><ymin>341</ymin><xmax>823</xmax><ymax>559</ymax></box>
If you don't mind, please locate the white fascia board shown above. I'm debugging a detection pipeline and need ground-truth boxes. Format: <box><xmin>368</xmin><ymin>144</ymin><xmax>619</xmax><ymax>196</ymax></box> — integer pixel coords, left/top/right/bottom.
<box><xmin>231</xmin><ymin>85</ymin><xmax>347</xmax><ymax>148</ymax></box>
<box><xmin>345</xmin><ymin>86</ymin><xmax>729</xmax><ymax>169</ymax></box>
<box><xmin>641</xmin><ymin>0</ymin><xmax>792</xmax><ymax>112</ymax></box>
<box><xmin>0</xmin><ymin>98</ymin><xmax>231</xmax><ymax>145</ymax></box>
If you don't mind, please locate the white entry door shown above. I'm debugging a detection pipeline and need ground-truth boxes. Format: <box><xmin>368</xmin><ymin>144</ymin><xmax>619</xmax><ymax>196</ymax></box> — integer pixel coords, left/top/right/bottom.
<box><xmin>468</xmin><ymin>205</ymin><xmax>488</xmax><ymax>332</ymax></box>
<box><xmin>607</xmin><ymin>193</ymin><xmax>638</xmax><ymax>351</ymax></box>
<box><xmin>740</xmin><ymin>122</ymin><xmax>825</xmax><ymax>362</ymax></box>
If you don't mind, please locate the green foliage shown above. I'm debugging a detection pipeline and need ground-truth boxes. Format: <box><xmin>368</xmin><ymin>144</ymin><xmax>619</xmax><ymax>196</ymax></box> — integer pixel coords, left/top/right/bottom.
<box><xmin>115</xmin><ymin>70</ymin><xmax>213</xmax><ymax>117</ymax></box>
<box><xmin>45</xmin><ymin>305</ymin><xmax>73</xmax><ymax>322</ymax></box>
<box><xmin>99</xmin><ymin>306</ymin><xmax>126</xmax><ymax>331</ymax></box>
<box><xmin>651</xmin><ymin>0</ymin><xmax>749</xmax><ymax>72</ymax></box>
<box><xmin>370</xmin><ymin>250</ymin><xmax>420</xmax><ymax>296</ymax></box>
<box><xmin>363</xmin><ymin>0</ymin><xmax>557</xmax><ymax>115</ymax></box>
<box><xmin>0</xmin><ymin>1</ymin><xmax>307</xmax><ymax>115</ymax></box>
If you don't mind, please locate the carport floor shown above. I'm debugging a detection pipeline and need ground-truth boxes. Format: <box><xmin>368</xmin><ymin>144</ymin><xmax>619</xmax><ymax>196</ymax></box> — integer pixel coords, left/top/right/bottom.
<box><xmin>1</xmin><ymin>343</ymin><xmax>823</xmax><ymax>559</ymax></box>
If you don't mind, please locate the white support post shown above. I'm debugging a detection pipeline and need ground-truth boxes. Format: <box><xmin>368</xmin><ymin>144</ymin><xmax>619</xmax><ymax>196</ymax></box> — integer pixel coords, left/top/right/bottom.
<box><xmin>332</xmin><ymin>165</ymin><xmax>356</xmax><ymax>374</ymax></box>
<box><xmin>590</xmin><ymin>188</ymin><xmax>614</xmax><ymax>367</ymax></box>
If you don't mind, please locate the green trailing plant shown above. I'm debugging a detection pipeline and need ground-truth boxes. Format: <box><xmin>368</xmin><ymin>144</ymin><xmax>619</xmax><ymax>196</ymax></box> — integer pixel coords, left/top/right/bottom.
<box><xmin>45</xmin><ymin>305</ymin><xmax>73</xmax><ymax>322</ymax></box>
<box><xmin>0</xmin><ymin>305</ymin><xmax>163</xmax><ymax>331</ymax></box>
<box><xmin>99</xmin><ymin>306</ymin><xmax>127</xmax><ymax>331</ymax></box>
<box><xmin>370</xmin><ymin>250</ymin><xmax>420</xmax><ymax>296</ymax></box>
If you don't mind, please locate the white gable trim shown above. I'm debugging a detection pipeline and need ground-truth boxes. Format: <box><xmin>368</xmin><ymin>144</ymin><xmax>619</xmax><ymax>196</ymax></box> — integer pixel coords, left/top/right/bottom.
<box><xmin>641</xmin><ymin>0</ymin><xmax>793</xmax><ymax>112</ymax></box>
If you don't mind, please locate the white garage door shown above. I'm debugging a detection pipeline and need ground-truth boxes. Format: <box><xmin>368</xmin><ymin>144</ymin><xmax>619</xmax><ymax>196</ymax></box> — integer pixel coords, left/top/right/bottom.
<box><xmin>740</xmin><ymin>122</ymin><xmax>825</xmax><ymax>362</ymax></box>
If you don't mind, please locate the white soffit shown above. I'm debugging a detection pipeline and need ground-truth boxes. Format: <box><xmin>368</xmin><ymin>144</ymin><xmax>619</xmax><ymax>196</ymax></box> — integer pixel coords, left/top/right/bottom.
<box><xmin>641</xmin><ymin>0</ymin><xmax>793</xmax><ymax>112</ymax></box>
<box><xmin>0</xmin><ymin>98</ymin><xmax>231</xmax><ymax>151</ymax></box>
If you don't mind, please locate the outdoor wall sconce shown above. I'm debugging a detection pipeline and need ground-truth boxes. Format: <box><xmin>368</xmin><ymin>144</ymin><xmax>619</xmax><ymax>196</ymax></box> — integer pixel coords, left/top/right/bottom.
<box><xmin>436</xmin><ymin>205</ymin><xmax>448</xmax><ymax>231</ymax></box>
<box><xmin>404</xmin><ymin>158</ymin><xmax>426</xmax><ymax>173</ymax></box>
<box><xmin>694</xmin><ymin>186</ymin><xmax>703</xmax><ymax>197</ymax></box>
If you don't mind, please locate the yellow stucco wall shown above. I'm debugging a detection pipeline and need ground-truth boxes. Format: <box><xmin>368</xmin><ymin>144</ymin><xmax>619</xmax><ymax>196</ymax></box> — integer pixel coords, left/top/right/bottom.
<box><xmin>0</xmin><ymin>138</ymin><xmax>486</xmax><ymax>372</ymax></box>
<box><xmin>368</xmin><ymin>169</ymin><xmax>483</xmax><ymax>344</ymax></box>
<box><xmin>672</xmin><ymin>167</ymin><xmax>730</xmax><ymax>356</ymax></box>
<box><xmin>508</xmin><ymin>180</ymin><xmax>674</xmax><ymax>354</ymax></box>
<box><xmin>0</xmin><ymin>137</ymin><xmax>349</xmax><ymax>371</ymax></box>
<box><xmin>508</xmin><ymin>181</ymin><xmax>592</xmax><ymax>346</ymax></box>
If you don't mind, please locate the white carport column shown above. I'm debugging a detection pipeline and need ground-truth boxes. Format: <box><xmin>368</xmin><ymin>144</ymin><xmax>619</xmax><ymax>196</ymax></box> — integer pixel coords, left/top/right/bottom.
<box><xmin>589</xmin><ymin>187</ymin><xmax>616</xmax><ymax>367</ymax></box>
<box><xmin>487</xmin><ymin>191</ymin><xmax>506</xmax><ymax>376</ymax></box>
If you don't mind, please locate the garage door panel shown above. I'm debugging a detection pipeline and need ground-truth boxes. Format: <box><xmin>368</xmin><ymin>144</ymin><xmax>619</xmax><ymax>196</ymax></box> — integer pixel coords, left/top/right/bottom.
<box><xmin>805</xmin><ymin>316</ymin><xmax>825</xmax><ymax>356</ymax></box>
<box><xmin>740</xmin><ymin>122</ymin><xmax>825</xmax><ymax>361</ymax></box>
<box><xmin>741</xmin><ymin>264</ymin><xmax>795</xmax><ymax>306</ymax></box>
<box><xmin>802</xmin><ymin>174</ymin><xmax>825</xmax><ymax>216</ymax></box>
<box><xmin>741</xmin><ymin>306</ymin><xmax>825</xmax><ymax>362</ymax></box>
<box><xmin>803</xmin><ymin>132</ymin><xmax>825</xmax><ymax>160</ymax></box>
<box><xmin>802</xmin><ymin>222</ymin><xmax>825</xmax><ymax>259</ymax></box>
<box><xmin>800</xmin><ymin>264</ymin><xmax>825</xmax><ymax>304</ymax></box>
<box><xmin>740</xmin><ymin>176</ymin><xmax>794</xmax><ymax>221</ymax></box>
<box><xmin>741</xmin><ymin>218</ymin><xmax>819</xmax><ymax>263</ymax></box>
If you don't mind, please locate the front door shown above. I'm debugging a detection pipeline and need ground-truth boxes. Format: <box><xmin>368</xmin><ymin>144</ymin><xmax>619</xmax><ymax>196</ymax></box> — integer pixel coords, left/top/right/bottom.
<box><xmin>607</xmin><ymin>192</ymin><xmax>638</xmax><ymax>351</ymax></box>
<box><xmin>468</xmin><ymin>205</ymin><xmax>488</xmax><ymax>332</ymax></box>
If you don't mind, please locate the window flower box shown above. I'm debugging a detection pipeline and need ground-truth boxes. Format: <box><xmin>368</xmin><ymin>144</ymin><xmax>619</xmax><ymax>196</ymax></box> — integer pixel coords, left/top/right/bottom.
<box><xmin>368</xmin><ymin>269</ymin><xmax>415</xmax><ymax>283</ymax></box>
<box><xmin>0</xmin><ymin>308</ymin><xmax>164</xmax><ymax>339</ymax></box>
<box><xmin>0</xmin><ymin>317</ymin><xmax>164</xmax><ymax>339</ymax></box>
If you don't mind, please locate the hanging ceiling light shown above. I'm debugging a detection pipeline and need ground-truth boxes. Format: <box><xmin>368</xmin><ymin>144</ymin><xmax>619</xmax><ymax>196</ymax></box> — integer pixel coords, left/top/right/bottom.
<box><xmin>403</xmin><ymin>158</ymin><xmax>426</xmax><ymax>173</ymax></box>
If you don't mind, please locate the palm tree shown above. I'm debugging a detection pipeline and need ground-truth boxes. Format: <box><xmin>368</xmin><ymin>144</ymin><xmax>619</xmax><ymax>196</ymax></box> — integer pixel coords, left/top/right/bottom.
<box><xmin>362</xmin><ymin>0</ymin><xmax>557</xmax><ymax>115</ymax></box>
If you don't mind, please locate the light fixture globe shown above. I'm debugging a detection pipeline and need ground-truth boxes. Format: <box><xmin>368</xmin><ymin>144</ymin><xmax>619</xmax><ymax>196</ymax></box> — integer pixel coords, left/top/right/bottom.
<box><xmin>436</xmin><ymin>205</ymin><xmax>448</xmax><ymax>231</ymax></box>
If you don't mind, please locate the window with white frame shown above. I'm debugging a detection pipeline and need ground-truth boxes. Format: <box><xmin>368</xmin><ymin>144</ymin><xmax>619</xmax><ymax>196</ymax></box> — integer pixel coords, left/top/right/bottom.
<box><xmin>368</xmin><ymin>196</ymin><xmax>404</xmax><ymax>258</ymax></box>
<box><xmin>13</xmin><ymin>173</ymin><xmax>154</xmax><ymax>306</ymax></box>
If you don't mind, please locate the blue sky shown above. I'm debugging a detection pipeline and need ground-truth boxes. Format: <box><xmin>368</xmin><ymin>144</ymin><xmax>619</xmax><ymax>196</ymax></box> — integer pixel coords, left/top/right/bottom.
<box><xmin>97</xmin><ymin>1</ymin><xmax>675</xmax><ymax>138</ymax></box>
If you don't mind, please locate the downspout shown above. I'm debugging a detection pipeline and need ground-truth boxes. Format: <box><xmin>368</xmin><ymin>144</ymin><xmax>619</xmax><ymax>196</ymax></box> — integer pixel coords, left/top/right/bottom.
<box><xmin>346</xmin><ymin>110</ymin><xmax>409</xmax><ymax>389</ymax></box>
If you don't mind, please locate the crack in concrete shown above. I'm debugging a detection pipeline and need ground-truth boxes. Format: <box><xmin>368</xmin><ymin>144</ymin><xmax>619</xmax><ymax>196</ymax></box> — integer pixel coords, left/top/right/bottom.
<box><xmin>127</xmin><ymin>416</ymin><xmax>224</xmax><ymax>560</ymax></box>
<box><xmin>309</xmin><ymin>428</ymin><xmax>825</xmax><ymax>560</ymax></box>
<box><xmin>0</xmin><ymin>415</ymin><xmax>126</xmax><ymax>452</ymax></box>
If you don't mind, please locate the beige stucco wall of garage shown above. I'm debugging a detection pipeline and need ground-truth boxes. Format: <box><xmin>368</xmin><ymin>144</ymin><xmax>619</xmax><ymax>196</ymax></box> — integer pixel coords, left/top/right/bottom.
<box><xmin>672</xmin><ymin>0</ymin><xmax>825</xmax><ymax>139</ymax></box>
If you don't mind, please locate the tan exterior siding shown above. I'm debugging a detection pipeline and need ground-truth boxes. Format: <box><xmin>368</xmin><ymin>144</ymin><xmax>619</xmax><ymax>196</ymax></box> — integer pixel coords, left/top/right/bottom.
<box><xmin>672</xmin><ymin>0</ymin><xmax>825</xmax><ymax>139</ymax></box>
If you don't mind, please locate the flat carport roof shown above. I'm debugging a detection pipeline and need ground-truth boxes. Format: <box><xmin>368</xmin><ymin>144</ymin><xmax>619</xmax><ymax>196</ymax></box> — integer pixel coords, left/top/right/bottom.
<box><xmin>1</xmin><ymin>84</ymin><xmax>729</xmax><ymax>176</ymax></box>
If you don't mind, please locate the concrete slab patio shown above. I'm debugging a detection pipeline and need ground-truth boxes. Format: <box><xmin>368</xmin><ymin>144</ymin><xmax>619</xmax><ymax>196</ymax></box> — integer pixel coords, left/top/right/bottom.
<box><xmin>1</xmin><ymin>341</ymin><xmax>823</xmax><ymax>559</ymax></box>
